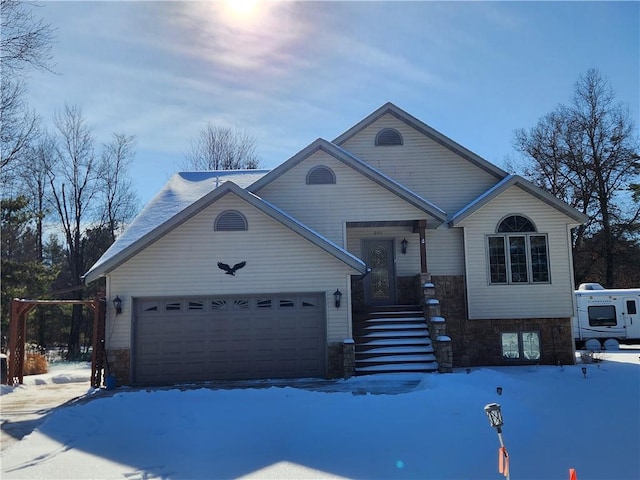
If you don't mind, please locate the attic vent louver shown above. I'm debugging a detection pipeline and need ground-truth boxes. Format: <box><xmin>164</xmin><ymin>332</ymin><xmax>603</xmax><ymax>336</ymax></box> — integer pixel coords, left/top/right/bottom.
<box><xmin>375</xmin><ymin>128</ymin><xmax>403</xmax><ymax>146</ymax></box>
<box><xmin>214</xmin><ymin>210</ymin><xmax>248</xmax><ymax>231</ymax></box>
<box><xmin>306</xmin><ymin>165</ymin><xmax>336</xmax><ymax>185</ymax></box>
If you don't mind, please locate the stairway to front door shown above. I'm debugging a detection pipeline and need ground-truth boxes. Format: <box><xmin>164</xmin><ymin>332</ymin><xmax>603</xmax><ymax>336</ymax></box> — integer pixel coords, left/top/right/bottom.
<box><xmin>353</xmin><ymin>305</ymin><xmax>439</xmax><ymax>375</ymax></box>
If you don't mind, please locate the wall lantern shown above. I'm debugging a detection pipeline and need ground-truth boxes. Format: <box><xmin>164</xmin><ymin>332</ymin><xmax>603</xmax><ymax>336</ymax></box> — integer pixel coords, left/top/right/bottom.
<box><xmin>333</xmin><ymin>289</ymin><xmax>342</xmax><ymax>309</ymax></box>
<box><xmin>581</xmin><ymin>366</ymin><xmax>587</xmax><ymax>379</ymax></box>
<box><xmin>113</xmin><ymin>296</ymin><xmax>122</xmax><ymax>315</ymax></box>
<box><xmin>401</xmin><ymin>238</ymin><xmax>408</xmax><ymax>254</ymax></box>
<box><xmin>496</xmin><ymin>386</ymin><xmax>503</xmax><ymax>396</ymax></box>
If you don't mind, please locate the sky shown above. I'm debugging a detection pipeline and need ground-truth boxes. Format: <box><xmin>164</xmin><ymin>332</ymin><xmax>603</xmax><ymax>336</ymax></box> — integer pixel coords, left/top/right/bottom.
<box><xmin>2</xmin><ymin>348</ymin><xmax>639</xmax><ymax>479</ymax></box>
<box><xmin>24</xmin><ymin>1</ymin><xmax>640</xmax><ymax>207</ymax></box>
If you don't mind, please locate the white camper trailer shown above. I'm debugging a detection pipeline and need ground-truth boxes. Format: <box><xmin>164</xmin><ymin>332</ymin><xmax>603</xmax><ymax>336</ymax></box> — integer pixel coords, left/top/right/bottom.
<box><xmin>573</xmin><ymin>283</ymin><xmax>640</xmax><ymax>350</ymax></box>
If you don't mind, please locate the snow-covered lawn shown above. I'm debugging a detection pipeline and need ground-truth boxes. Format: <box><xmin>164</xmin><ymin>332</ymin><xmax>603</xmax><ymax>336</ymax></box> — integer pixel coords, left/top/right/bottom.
<box><xmin>1</xmin><ymin>349</ymin><xmax>639</xmax><ymax>480</ymax></box>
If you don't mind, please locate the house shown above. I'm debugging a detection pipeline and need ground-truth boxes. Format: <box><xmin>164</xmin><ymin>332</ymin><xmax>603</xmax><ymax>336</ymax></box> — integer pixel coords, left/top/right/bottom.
<box><xmin>84</xmin><ymin>103</ymin><xmax>587</xmax><ymax>386</ymax></box>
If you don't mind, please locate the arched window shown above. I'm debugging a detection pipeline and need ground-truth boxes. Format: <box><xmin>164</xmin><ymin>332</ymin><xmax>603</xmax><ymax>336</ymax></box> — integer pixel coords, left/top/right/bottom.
<box><xmin>306</xmin><ymin>165</ymin><xmax>336</xmax><ymax>185</ymax></box>
<box><xmin>496</xmin><ymin>215</ymin><xmax>536</xmax><ymax>233</ymax></box>
<box><xmin>487</xmin><ymin>215</ymin><xmax>549</xmax><ymax>284</ymax></box>
<box><xmin>214</xmin><ymin>210</ymin><xmax>247</xmax><ymax>231</ymax></box>
<box><xmin>375</xmin><ymin>128</ymin><xmax>403</xmax><ymax>146</ymax></box>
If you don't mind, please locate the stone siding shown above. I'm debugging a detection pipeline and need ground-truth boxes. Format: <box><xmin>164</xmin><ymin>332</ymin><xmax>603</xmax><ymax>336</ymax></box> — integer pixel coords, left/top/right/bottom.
<box><xmin>397</xmin><ymin>276</ymin><xmax>419</xmax><ymax>305</ymax></box>
<box><xmin>429</xmin><ymin>275</ymin><xmax>575</xmax><ymax>367</ymax></box>
<box><xmin>327</xmin><ymin>342</ymin><xmax>342</xmax><ymax>378</ymax></box>
<box><xmin>106</xmin><ymin>348</ymin><xmax>130</xmax><ymax>386</ymax></box>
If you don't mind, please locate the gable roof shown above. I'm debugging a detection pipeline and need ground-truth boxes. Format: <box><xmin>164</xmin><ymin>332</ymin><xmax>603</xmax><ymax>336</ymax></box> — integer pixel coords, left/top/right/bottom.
<box><xmin>84</xmin><ymin>176</ymin><xmax>367</xmax><ymax>283</ymax></box>
<box><xmin>333</xmin><ymin>102</ymin><xmax>508</xmax><ymax>180</ymax></box>
<box><xmin>248</xmin><ymin>138</ymin><xmax>447</xmax><ymax>225</ymax></box>
<box><xmin>448</xmin><ymin>174</ymin><xmax>589</xmax><ymax>226</ymax></box>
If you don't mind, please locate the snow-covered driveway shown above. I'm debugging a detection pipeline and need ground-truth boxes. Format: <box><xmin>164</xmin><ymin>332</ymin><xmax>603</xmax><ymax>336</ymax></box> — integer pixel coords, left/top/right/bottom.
<box><xmin>1</xmin><ymin>351</ymin><xmax>639</xmax><ymax>479</ymax></box>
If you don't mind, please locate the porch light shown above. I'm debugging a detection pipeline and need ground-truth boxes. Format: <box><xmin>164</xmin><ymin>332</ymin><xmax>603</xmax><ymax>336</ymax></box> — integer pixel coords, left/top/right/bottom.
<box><xmin>333</xmin><ymin>289</ymin><xmax>342</xmax><ymax>309</ymax></box>
<box><xmin>113</xmin><ymin>296</ymin><xmax>122</xmax><ymax>315</ymax></box>
<box><xmin>401</xmin><ymin>238</ymin><xmax>408</xmax><ymax>254</ymax></box>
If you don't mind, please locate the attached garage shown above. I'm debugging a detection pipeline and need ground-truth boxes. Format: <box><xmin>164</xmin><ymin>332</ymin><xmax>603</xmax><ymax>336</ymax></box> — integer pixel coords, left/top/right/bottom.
<box><xmin>133</xmin><ymin>293</ymin><xmax>326</xmax><ymax>385</ymax></box>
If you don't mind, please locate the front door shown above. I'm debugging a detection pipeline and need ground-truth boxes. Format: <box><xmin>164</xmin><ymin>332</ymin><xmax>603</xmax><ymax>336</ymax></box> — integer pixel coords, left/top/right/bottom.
<box><xmin>363</xmin><ymin>239</ymin><xmax>396</xmax><ymax>306</ymax></box>
<box><xmin>623</xmin><ymin>297</ymin><xmax>639</xmax><ymax>338</ymax></box>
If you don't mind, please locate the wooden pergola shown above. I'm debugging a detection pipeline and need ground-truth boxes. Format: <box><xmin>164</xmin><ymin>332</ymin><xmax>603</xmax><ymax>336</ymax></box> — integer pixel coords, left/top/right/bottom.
<box><xmin>6</xmin><ymin>298</ymin><xmax>106</xmax><ymax>388</ymax></box>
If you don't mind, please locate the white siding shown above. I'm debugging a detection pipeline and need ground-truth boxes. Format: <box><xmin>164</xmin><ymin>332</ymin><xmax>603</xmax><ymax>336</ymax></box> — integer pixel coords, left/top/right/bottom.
<box><xmin>106</xmin><ymin>194</ymin><xmax>357</xmax><ymax>349</ymax></box>
<box><xmin>426</xmin><ymin>227</ymin><xmax>465</xmax><ymax>275</ymax></box>
<box><xmin>346</xmin><ymin>225</ymin><xmax>465</xmax><ymax>276</ymax></box>
<box><xmin>256</xmin><ymin>149</ymin><xmax>434</xmax><ymax>245</ymax></box>
<box><xmin>339</xmin><ymin>113</ymin><xmax>500</xmax><ymax>215</ymax></box>
<box><xmin>460</xmin><ymin>186</ymin><xmax>576</xmax><ymax>319</ymax></box>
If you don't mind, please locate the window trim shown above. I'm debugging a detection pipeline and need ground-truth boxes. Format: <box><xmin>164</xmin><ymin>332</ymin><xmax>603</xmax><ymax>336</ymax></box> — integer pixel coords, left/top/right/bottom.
<box><xmin>375</xmin><ymin>128</ymin><xmax>403</xmax><ymax>146</ymax></box>
<box><xmin>306</xmin><ymin>165</ymin><xmax>336</xmax><ymax>185</ymax></box>
<box><xmin>214</xmin><ymin>210</ymin><xmax>248</xmax><ymax>231</ymax></box>
<box><xmin>501</xmin><ymin>331</ymin><xmax>541</xmax><ymax>362</ymax></box>
<box><xmin>486</xmin><ymin>214</ymin><xmax>550</xmax><ymax>285</ymax></box>
<box><xmin>495</xmin><ymin>214</ymin><xmax>537</xmax><ymax>233</ymax></box>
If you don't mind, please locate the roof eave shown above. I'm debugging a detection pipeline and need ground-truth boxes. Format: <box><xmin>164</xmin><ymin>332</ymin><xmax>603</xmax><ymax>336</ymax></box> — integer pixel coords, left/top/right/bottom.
<box><xmin>449</xmin><ymin>175</ymin><xmax>589</xmax><ymax>227</ymax></box>
<box><xmin>85</xmin><ymin>181</ymin><xmax>368</xmax><ymax>282</ymax></box>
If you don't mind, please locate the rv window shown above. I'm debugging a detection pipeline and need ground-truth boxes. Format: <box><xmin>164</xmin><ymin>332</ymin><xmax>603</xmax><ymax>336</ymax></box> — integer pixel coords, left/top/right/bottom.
<box><xmin>627</xmin><ymin>300</ymin><xmax>637</xmax><ymax>315</ymax></box>
<box><xmin>588</xmin><ymin>305</ymin><xmax>616</xmax><ymax>326</ymax></box>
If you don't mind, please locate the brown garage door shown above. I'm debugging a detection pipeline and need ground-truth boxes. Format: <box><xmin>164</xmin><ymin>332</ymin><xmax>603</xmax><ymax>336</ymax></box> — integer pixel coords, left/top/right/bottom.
<box><xmin>133</xmin><ymin>293</ymin><xmax>326</xmax><ymax>385</ymax></box>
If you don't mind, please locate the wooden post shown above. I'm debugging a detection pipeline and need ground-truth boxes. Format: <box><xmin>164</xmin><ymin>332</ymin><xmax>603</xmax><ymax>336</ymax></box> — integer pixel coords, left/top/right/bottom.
<box><xmin>7</xmin><ymin>299</ymin><xmax>35</xmax><ymax>385</ymax></box>
<box><xmin>415</xmin><ymin>220</ymin><xmax>428</xmax><ymax>273</ymax></box>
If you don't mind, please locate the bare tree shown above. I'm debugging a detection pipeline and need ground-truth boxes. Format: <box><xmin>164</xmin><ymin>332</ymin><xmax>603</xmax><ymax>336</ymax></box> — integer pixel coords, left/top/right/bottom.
<box><xmin>20</xmin><ymin>131</ymin><xmax>56</xmax><ymax>260</ymax></box>
<box><xmin>0</xmin><ymin>0</ymin><xmax>54</xmax><ymax>170</ymax></box>
<box><xmin>182</xmin><ymin>124</ymin><xmax>260</xmax><ymax>171</ymax></box>
<box><xmin>0</xmin><ymin>79</ymin><xmax>40</xmax><ymax>173</ymax></box>
<box><xmin>515</xmin><ymin>69</ymin><xmax>640</xmax><ymax>287</ymax></box>
<box><xmin>99</xmin><ymin>133</ymin><xmax>139</xmax><ymax>242</ymax></box>
<box><xmin>46</xmin><ymin>105</ymin><xmax>100</xmax><ymax>359</ymax></box>
<box><xmin>1</xmin><ymin>0</ymin><xmax>54</xmax><ymax>73</ymax></box>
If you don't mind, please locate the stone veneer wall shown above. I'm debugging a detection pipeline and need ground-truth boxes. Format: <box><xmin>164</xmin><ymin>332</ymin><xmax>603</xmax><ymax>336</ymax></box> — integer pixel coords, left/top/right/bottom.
<box><xmin>106</xmin><ymin>348</ymin><xmax>130</xmax><ymax>386</ymax></box>
<box><xmin>397</xmin><ymin>276</ymin><xmax>419</xmax><ymax>305</ymax></box>
<box><xmin>327</xmin><ymin>342</ymin><xmax>343</xmax><ymax>378</ymax></box>
<box><xmin>430</xmin><ymin>275</ymin><xmax>575</xmax><ymax>367</ymax></box>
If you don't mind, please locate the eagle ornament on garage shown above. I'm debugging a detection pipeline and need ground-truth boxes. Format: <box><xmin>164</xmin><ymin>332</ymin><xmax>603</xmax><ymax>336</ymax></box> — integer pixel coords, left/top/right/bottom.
<box><xmin>217</xmin><ymin>261</ymin><xmax>246</xmax><ymax>276</ymax></box>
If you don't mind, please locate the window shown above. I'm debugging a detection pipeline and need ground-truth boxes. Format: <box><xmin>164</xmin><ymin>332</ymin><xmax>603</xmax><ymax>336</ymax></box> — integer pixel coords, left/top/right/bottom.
<box><xmin>501</xmin><ymin>332</ymin><xmax>541</xmax><ymax>361</ymax></box>
<box><xmin>306</xmin><ymin>165</ymin><xmax>336</xmax><ymax>185</ymax></box>
<box><xmin>627</xmin><ymin>300</ymin><xmax>637</xmax><ymax>315</ymax></box>
<box><xmin>375</xmin><ymin>128</ymin><xmax>403</xmax><ymax>146</ymax></box>
<box><xmin>214</xmin><ymin>210</ymin><xmax>247</xmax><ymax>231</ymax></box>
<box><xmin>165</xmin><ymin>301</ymin><xmax>181</xmax><ymax>311</ymax></box>
<box><xmin>188</xmin><ymin>301</ymin><xmax>204</xmax><ymax>311</ymax></box>
<box><xmin>488</xmin><ymin>215</ymin><xmax>549</xmax><ymax>284</ymax></box>
<box><xmin>588</xmin><ymin>305</ymin><xmax>617</xmax><ymax>326</ymax></box>
<box><xmin>257</xmin><ymin>299</ymin><xmax>272</xmax><ymax>309</ymax></box>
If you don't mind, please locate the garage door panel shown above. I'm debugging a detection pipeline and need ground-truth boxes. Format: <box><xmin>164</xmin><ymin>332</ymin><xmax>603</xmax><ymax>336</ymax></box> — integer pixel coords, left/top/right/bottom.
<box><xmin>162</xmin><ymin>341</ymin><xmax>183</xmax><ymax>355</ymax></box>
<box><xmin>186</xmin><ymin>340</ymin><xmax>206</xmax><ymax>355</ymax></box>
<box><xmin>134</xmin><ymin>293</ymin><xmax>326</xmax><ymax>384</ymax></box>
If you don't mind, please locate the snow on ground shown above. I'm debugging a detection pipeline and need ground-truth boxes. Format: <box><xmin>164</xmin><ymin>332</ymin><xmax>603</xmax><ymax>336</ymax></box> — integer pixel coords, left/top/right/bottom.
<box><xmin>1</xmin><ymin>349</ymin><xmax>639</xmax><ymax>480</ymax></box>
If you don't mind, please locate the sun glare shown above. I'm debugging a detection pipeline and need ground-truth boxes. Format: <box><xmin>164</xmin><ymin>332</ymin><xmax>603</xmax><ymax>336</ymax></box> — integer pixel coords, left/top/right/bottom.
<box><xmin>225</xmin><ymin>0</ymin><xmax>258</xmax><ymax>17</ymax></box>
